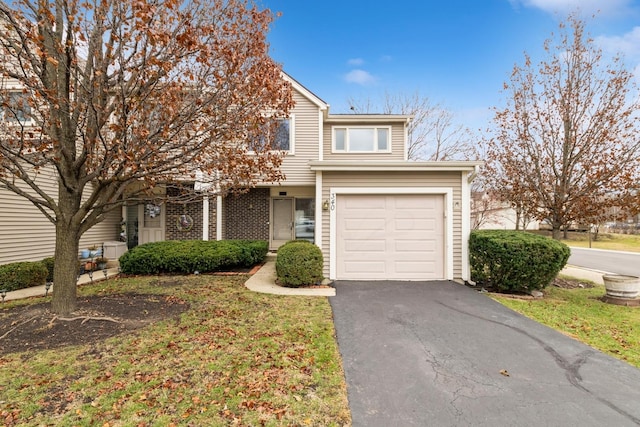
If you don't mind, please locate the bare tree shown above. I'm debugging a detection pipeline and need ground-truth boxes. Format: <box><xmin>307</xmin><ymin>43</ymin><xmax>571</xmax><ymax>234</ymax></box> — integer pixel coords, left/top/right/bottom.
<box><xmin>348</xmin><ymin>91</ymin><xmax>476</xmax><ymax>160</ymax></box>
<box><xmin>486</xmin><ymin>14</ymin><xmax>640</xmax><ymax>239</ymax></box>
<box><xmin>0</xmin><ymin>0</ymin><xmax>293</xmax><ymax>316</ymax></box>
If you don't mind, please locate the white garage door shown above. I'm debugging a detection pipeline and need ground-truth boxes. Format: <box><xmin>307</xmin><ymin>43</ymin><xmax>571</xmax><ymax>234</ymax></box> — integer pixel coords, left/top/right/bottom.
<box><xmin>336</xmin><ymin>194</ymin><xmax>444</xmax><ymax>280</ymax></box>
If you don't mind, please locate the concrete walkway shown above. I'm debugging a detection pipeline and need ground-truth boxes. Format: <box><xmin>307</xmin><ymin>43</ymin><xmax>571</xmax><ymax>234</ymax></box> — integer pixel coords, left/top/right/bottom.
<box><xmin>2</xmin><ymin>254</ymin><xmax>333</xmax><ymax>302</ymax></box>
<box><xmin>2</xmin><ymin>267</ymin><xmax>121</xmax><ymax>302</ymax></box>
<box><xmin>561</xmin><ymin>264</ymin><xmax>608</xmax><ymax>285</ymax></box>
<box><xmin>244</xmin><ymin>253</ymin><xmax>335</xmax><ymax>296</ymax></box>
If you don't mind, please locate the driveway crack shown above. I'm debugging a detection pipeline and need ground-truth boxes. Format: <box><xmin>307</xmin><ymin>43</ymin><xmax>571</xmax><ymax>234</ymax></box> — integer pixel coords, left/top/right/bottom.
<box><xmin>438</xmin><ymin>301</ymin><xmax>640</xmax><ymax>425</ymax></box>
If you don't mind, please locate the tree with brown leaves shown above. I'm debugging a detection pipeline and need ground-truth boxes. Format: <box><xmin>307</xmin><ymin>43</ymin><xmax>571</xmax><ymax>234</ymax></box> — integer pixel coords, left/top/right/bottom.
<box><xmin>0</xmin><ymin>0</ymin><xmax>293</xmax><ymax>316</ymax></box>
<box><xmin>486</xmin><ymin>15</ymin><xmax>640</xmax><ymax>240</ymax></box>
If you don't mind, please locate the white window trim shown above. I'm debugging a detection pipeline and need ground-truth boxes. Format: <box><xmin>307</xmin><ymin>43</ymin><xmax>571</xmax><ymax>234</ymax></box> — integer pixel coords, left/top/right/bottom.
<box><xmin>328</xmin><ymin>187</ymin><xmax>454</xmax><ymax>281</ymax></box>
<box><xmin>285</xmin><ymin>114</ymin><xmax>295</xmax><ymax>155</ymax></box>
<box><xmin>331</xmin><ymin>125</ymin><xmax>392</xmax><ymax>153</ymax></box>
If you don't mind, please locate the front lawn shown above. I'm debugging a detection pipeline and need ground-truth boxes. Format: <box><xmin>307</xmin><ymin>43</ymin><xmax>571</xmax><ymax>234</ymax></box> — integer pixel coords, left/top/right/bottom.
<box><xmin>545</xmin><ymin>231</ymin><xmax>640</xmax><ymax>252</ymax></box>
<box><xmin>492</xmin><ymin>281</ymin><xmax>640</xmax><ymax>368</ymax></box>
<box><xmin>0</xmin><ymin>275</ymin><xmax>350</xmax><ymax>426</ymax></box>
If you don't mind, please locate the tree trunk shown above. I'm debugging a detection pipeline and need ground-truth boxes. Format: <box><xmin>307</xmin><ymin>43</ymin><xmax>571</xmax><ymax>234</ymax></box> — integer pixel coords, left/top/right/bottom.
<box><xmin>51</xmin><ymin>222</ymin><xmax>81</xmax><ymax>316</ymax></box>
<box><xmin>552</xmin><ymin>226</ymin><xmax>562</xmax><ymax>240</ymax></box>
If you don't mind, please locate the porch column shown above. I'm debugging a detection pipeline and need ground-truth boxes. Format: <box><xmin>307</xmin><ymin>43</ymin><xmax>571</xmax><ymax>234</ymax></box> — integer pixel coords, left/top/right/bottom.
<box><xmin>216</xmin><ymin>195</ymin><xmax>223</xmax><ymax>240</ymax></box>
<box><xmin>202</xmin><ymin>196</ymin><xmax>209</xmax><ymax>240</ymax></box>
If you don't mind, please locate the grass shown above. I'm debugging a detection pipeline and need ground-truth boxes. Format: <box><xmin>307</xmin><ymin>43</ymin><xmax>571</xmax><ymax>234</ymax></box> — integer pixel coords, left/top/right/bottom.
<box><xmin>535</xmin><ymin>231</ymin><xmax>640</xmax><ymax>252</ymax></box>
<box><xmin>0</xmin><ymin>275</ymin><xmax>351</xmax><ymax>426</ymax></box>
<box><xmin>492</xmin><ymin>279</ymin><xmax>640</xmax><ymax>369</ymax></box>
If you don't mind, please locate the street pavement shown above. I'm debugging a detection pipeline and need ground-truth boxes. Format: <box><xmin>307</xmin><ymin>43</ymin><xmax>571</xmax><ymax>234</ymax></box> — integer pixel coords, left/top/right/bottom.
<box><xmin>569</xmin><ymin>247</ymin><xmax>640</xmax><ymax>277</ymax></box>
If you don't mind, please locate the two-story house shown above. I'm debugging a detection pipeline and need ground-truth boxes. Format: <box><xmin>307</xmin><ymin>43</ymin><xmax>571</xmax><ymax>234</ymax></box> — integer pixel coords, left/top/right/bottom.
<box><xmin>129</xmin><ymin>74</ymin><xmax>481</xmax><ymax>282</ymax></box>
<box><xmin>1</xmin><ymin>73</ymin><xmax>481</xmax><ymax>282</ymax></box>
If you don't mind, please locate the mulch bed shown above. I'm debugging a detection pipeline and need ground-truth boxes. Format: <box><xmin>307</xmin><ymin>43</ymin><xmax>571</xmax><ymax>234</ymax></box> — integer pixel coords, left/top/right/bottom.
<box><xmin>468</xmin><ymin>277</ymin><xmax>597</xmax><ymax>300</ymax></box>
<box><xmin>0</xmin><ymin>293</ymin><xmax>189</xmax><ymax>355</ymax></box>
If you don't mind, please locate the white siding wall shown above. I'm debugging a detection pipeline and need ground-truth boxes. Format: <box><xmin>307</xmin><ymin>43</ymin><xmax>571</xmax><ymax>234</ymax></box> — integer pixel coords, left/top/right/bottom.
<box><xmin>320</xmin><ymin>171</ymin><xmax>464</xmax><ymax>279</ymax></box>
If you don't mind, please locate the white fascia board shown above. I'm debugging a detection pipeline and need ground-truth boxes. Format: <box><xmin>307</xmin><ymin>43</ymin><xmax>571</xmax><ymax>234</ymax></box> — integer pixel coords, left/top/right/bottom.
<box><xmin>324</xmin><ymin>114</ymin><xmax>412</xmax><ymax>123</ymax></box>
<box><xmin>309</xmin><ymin>160</ymin><xmax>483</xmax><ymax>172</ymax></box>
<box><xmin>281</xmin><ymin>72</ymin><xmax>328</xmax><ymax>111</ymax></box>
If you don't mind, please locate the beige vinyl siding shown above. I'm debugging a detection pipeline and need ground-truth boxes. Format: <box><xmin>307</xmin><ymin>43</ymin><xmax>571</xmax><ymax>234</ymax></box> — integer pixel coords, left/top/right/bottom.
<box><xmin>0</xmin><ymin>171</ymin><xmax>121</xmax><ymax>265</ymax></box>
<box><xmin>322</xmin><ymin>122</ymin><xmax>406</xmax><ymax>161</ymax></box>
<box><xmin>320</xmin><ymin>171</ymin><xmax>464</xmax><ymax>279</ymax></box>
<box><xmin>276</xmin><ymin>90</ymin><xmax>320</xmax><ymax>185</ymax></box>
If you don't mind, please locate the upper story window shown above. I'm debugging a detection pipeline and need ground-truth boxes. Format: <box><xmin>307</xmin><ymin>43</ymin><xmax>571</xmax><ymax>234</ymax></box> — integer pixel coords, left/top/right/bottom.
<box><xmin>2</xmin><ymin>91</ymin><xmax>32</xmax><ymax>124</ymax></box>
<box><xmin>251</xmin><ymin>115</ymin><xmax>294</xmax><ymax>153</ymax></box>
<box><xmin>273</xmin><ymin>117</ymin><xmax>291</xmax><ymax>151</ymax></box>
<box><xmin>333</xmin><ymin>126</ymin><xmax>390</xmax><ymax>153</ymax></box>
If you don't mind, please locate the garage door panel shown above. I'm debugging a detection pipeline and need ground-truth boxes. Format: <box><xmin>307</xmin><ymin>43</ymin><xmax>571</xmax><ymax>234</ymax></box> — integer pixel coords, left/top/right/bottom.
<box><xmin>394</xmin><ymin>218</ymin><xmax>435</xmax><ymax>230</ymax></box>
<box><xmin>336</xmin><ymin>194</ymin><xmax>444</xmax><ymax>280</ymax></box>
<box><xmin>344</xmin><ymin>218</ymin><xmax>386</xmax><ymax>231</ymax></box>
<box><xmin>394</xmin><ymin>239</ymin><xmax>437</xmax><ymax>253</ymax></box>
<box><xmin>344</xmin><ymin>195</ymin><xmax>386</xmax><ymax>209</ymax></box>
<box><xmin>395</xmin><ymin>261</ymin><xmax>436</xmax><ymax>273</ymax></box>
<box><xmin>343</xmin><ymin>261</ymin><xmax>386</xmax><ymax>274</ymax></box>
<box><xmin>345</xmin><ymin>239</ymin><xmax>386</xmax><ymax>252</ymax></box>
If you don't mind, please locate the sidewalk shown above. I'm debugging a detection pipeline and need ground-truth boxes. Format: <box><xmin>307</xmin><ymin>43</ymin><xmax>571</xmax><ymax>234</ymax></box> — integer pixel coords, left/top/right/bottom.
<box><xmin>2</xmin><ymin>267</ymin><xmax>121</xmax><ymax>302</ymax></box>
<box><xmin>561</xmin><ymin>264</ymin><xmax>607</xmax><ymax>285</ymax></box>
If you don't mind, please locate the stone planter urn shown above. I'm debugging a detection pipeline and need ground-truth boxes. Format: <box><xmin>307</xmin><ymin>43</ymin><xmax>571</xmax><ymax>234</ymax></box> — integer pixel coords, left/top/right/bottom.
<box><xmin>602</xmin><ymin>274</ymin><xmax>640</xmax><ymax>299</ymax></box>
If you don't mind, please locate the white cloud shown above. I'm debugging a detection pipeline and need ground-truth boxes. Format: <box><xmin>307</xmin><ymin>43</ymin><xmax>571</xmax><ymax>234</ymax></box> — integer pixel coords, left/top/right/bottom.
<box><xmin>347</xmin><ymin>58</ymin><xmax>364</xmax><ymax>66</ymax></box>
<box><xmin>344</xmin><ymin>69</ymin><xmax>377</xmax><ymax>85</ymax></box>
<box><xmin>509</xmin><ymin>0</ymin><xmax>634</xmax><ymax>17</ymax></box>
<box><xmin>597</xmin><ymin>27</ymin><xmax>640</xmax><ymax>60</ymax></box>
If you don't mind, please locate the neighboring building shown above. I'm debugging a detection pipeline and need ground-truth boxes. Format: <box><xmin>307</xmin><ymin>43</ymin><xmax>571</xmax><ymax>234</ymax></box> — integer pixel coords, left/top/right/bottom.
<box><xmin>471</xmin><ymin>192</ymin><xmax>540</xmax><ymax>231</ymax></box>
<box><xmin>2</xmin><ymin>74</ymin><xmax>481</xmax><ymax>282</ymax></box>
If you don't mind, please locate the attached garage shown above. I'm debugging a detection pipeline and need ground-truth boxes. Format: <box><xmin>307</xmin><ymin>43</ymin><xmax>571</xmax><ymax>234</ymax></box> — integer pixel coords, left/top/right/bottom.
<box><xmin>336</xmin><ymin>194</ymin><xmax>444</xmax><ymax>280</ymax></box>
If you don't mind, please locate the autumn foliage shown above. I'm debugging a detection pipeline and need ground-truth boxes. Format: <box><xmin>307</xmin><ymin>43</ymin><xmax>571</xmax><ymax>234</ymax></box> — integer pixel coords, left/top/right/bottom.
<box><xmin>0</xmin><ymin>0</ymin><xmax>293</xmax><ymax>315</ymax></box>
<box><xmin>486</xmin><ymin>15</ymin><xmax>640</xmax><ymax>239</ymax></box>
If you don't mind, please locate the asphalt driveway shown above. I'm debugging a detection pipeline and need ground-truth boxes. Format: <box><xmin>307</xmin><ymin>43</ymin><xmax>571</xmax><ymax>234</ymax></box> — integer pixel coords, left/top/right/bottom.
<box><xmin>330</xmin><ymin>281</ymin><xmax>640</xmax><ymax>426</ymax></box>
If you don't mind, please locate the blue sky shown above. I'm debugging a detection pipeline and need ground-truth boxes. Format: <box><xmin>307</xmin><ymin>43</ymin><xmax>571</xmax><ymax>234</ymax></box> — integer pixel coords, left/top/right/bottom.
<box><xmin>261</xmin><ymin>0</ymin><xmax>640</xmax><ymax>132</ymax></box>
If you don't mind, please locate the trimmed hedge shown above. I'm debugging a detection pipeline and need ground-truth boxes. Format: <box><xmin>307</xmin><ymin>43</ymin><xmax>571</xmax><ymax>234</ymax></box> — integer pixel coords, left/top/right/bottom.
<box><xmin>42</xmin><ymin>257</ymin><xmax>55</xmax><ymax>283</ymax></box>
<box><xmin>469</xmin><ymin>230</ymin><xmax>570</xmax><ymax>293</ymax></box>
<box><xmin>0</xmin><ymin>261</ymin><xmax>48</xmax><ymax>292</ymax></box>
<box><xmin>276</xmin><ymin>240</ymin><xmax>323</xmax><ymax>287</ymax></box>
<box><xmin>118</xmin><ymin>239</ymin><xmax>268</xmax><ymax>275</ymax></box>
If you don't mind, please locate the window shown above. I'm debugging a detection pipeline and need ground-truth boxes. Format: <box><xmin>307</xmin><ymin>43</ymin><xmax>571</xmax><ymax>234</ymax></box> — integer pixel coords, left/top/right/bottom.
<box><xmin>332</xmin><ymin>126</ymin><xmax>390</xmax><ymax>153</ymax></box>
<box><xmin>273</xmin><ymin>118</ymin><xmax>291</xmax><ymax>151</ymax></box>
<box><xmin>251</xmin><ymin>116</ymin><xmax>294</xmax><ymax>153</ymax></box>
<box><xmin>3</xmin><ymin>91</ymin><xmax>32</xmax><ymax>123</ymax></box>
<box><xmin>294</xmin><ymin>198</ymin><xmax>315</xmax><ymax>242</ymax></box>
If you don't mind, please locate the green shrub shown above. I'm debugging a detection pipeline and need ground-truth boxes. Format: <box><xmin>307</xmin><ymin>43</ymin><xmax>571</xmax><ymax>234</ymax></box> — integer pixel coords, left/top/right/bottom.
<box><xmin>0</xmin><ymin>261</ymin><xmax>48</xmax><ymax>292</ymax></box>
<box><xmin>276</xmin><ymin>240</ymin><xmax>324</xmax><ymax>287</ymax></box>
<box><xmin>41</xmin><ymin>257</ymin><xmax>55</xmax><ymax>282</ymax></box>
<box><xmin>469</xmin><ymin>230</ymin><xmax>570</xmax><ymax>293</ymax></box>
<box><xmin>118</xmin><ymin>240</ymin><xmax>268</xmax><ymax>275</ymax></box>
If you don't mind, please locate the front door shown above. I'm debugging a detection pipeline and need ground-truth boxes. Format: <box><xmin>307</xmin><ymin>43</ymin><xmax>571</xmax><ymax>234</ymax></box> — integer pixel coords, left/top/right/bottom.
<box><xmin>271</xmin><ymin>198</ymin><xmax>294</xmax><ymax>249</ymax></box>
<box><xmin>138</xmin><ymin>203</ymin><xmax>165</xmax><ymax>244</ymax></box>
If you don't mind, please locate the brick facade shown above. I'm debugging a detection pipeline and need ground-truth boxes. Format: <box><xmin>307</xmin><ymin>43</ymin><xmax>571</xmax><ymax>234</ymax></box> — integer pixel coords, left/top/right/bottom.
<box><xmin>165</xmin><ymin>186</ymin><xmax>204</xmax><ymax>240</ymax></box>
<box><xmin>224</xmin><ymin>188</ymin><xmax>270</xmax><ymax>240</ymax></box>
